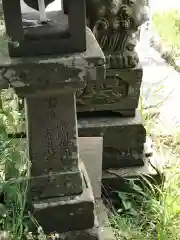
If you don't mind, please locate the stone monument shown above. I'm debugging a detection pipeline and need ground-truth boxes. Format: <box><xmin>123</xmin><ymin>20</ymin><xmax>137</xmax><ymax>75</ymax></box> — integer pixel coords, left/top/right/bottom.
<box><xmin>1</xmin><ymin>0</ymin><xmax>108</xmax><ymax>238</ymax></box>
<box><xmin>76</xmin><ymin>0</ymin><xmax>150</xmax><ymax>172</ymax></box>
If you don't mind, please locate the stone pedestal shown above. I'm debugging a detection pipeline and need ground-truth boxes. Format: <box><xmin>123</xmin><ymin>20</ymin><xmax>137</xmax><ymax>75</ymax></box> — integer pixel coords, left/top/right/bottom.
<box><xmin>75</xmin><ymin>0</ymin><xmax>148</xmax><ymax>117</ymax></box>
<box><xmin>75</xmin><ymin>0</ymin><xmax>149</xmax><ymax>175</ymax></box>
<box><xmin>0</xmin><ymin>27</ymin><xmax>106</xmax><ymax>237</ymax></box>
<box><xmin>32</xmin><ymin>162</ymin><xmax>95</xmax><ymax>234</ymax></box>
<box><xmin>78</xmin><ymin>111</ymin><xmax>146</xmax><ymax>169</ymax></box>
<box><xmin>77</xmin><ymin>66</ymin><xmax>142</xmax><ymax>117</ymax></box>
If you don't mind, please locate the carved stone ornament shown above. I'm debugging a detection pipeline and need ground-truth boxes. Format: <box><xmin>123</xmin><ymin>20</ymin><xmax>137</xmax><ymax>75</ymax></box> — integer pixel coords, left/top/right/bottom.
<box><xmin>76</xmin><ymin>66</ymin><xmax>143</xmax><ymax>117</ymax></box>
<box><xmin>85</xmin><ymin>0</ymin><xmax>149</xmax><ymax>68</ymax></box>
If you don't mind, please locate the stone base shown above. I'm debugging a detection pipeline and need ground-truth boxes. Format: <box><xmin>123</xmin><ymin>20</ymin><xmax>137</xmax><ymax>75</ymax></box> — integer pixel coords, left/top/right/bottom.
<box><xmin>56</xmin><ymin>223</ymin><xmax>100</xmax><ymax>240</ymax></box>
<box><xmin>102</xmin><ymin>146</ymin><xmax>163</xmax><ymax>193</ymax></box>
<box><xmin>76</xmin><ymin>65</ymin><xmax>142</xmax><ymax>117</ymax></box>
<box><xmin>30</xmin><ymin>162</ymin><xmax>95</xmax><ymax>234</ymax></box>
<box><xmin>46</xmin><ymin>200</ymin><xmax>115</xmax><ymax>240</ymax></box>
<box><xmin>78</xmin><ymin>111</ymin><xmax>146</xmax><ymax>169</ymax></box>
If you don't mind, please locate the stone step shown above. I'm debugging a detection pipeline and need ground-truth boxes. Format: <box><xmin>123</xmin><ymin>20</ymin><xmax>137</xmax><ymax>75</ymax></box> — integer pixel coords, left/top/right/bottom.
<box><xmin>102</xmin><ymin>148</ymin><xmax>163</xmax><ymax>192</ymax></box>
<box><xmin>31</xmin><ymin>162</ymin><xmax>95</xmax><ymax>234</ymax></box>
<box><xmin>50</xmin><ymin>200</ymin><xmax>116</xmax><ymax>240</ymax></box>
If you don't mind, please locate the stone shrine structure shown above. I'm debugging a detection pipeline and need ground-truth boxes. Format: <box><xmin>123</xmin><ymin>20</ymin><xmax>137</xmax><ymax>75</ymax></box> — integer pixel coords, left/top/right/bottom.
<box><xmin>75</xmin><ymin>0</ymin><xmax>149</xmax><ymax>116</ymax></box>
<box><xmin>0</xmin><ymin>1</ymin><xmax>152</xmax><ymax>237</ymax></box>
<box><xmin>0</xmin><ymin>12</ymin><xmax>107</xmax><ymax>237</ymax></box>
<box><xmin>76</xmin><ymin>0</ymin><xmax>150</xmax><ymax>172</ymax></box>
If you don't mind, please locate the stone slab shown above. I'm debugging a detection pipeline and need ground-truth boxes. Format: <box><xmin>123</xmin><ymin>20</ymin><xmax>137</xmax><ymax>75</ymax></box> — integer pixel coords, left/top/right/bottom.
<box><xmin>76</xmin><ymin>65</ymin><xmax>142</xmax><ymax>116</ymax></box>
<box><xmin>31</xmin><ymin>162</ymin><xmax>95</xmax><ymax>234</ymax></box>
<box><xmin>102</xmin><ymin>148</ymin><xmax>163</xmax><ymax>192</ymax></box>
<box><xmin>103</xmin><ymin>145</ymin><xmax>144</xmax><ymax>169</ymax></box>
<box><xmin>78</xmin><ymin>137</ymin><xmax>103</xmax><ymax>199</ymax></box>
<box><xmin>78</xmin><ymin>111</ymin><xmax>146</xmax><ymax>168</ymax></box>
<box><xmin>40</xmin><ymin>200</ymin><xmax>115</xmax><ymax>240</ymax></box>
<box><xmin>103</xmin><ymin>138</ymin><xmax>153</xmax><ymax>169</ymax></box>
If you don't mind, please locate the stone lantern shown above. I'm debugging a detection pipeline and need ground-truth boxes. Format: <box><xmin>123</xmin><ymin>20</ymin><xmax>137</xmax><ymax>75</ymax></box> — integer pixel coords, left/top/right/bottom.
<box><xmin>2</xmin><ymin>0</ymin><xmax>86</xmax><ymax>57</ymax></box>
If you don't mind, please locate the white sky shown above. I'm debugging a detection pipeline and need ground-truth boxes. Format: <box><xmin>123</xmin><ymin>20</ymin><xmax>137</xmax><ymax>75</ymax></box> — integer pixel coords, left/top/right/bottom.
<box><xmin>20</xmin><ymin>0</ymin><xmax>62</xmax><ymax>13</ymax></box>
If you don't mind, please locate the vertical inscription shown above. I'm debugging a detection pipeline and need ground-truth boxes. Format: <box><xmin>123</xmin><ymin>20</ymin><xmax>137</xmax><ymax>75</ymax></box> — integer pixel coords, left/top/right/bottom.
<box><xmin>41</xmin><ymin>94</ymin><xmax>76</xmax><ymax>173</ymax></box>
<box><xmin>43</xmin><ymin>96</ymin><xmax>57</xmax><ymax>169</ymax></box>
<box><xmin>28</xmin><ymin>92</ymin><xmax>78</xmax><ymax>177</ymax></box>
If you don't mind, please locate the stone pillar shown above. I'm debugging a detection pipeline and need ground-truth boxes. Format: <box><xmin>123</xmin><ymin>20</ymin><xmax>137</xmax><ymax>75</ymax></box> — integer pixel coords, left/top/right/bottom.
<box><xmin>24</xmin><ymin>91</ymin><xmax>83</xmax><ymax>199</ymax></box>
<box><xmin>15</xmin><ymin>85</ymin><xmax>98</xmax><ymax>234</ymax></box>
<box><xmin>0</xmin><ymin>28</ymin><xmax>106</xmax><ymax>237</ymax></box>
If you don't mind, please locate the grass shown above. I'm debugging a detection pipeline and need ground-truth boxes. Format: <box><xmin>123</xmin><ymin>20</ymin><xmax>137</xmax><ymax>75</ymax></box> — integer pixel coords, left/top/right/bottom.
<box><xmin>0</xmin><ymin>90</ymin><xmax>60</xmax><ymax>239</ymax></box>
<box><xmin>109</xmin><ymin>167</ymin><xmax>180</xmax><ymax>240</ymax></box>
<box><xmin>152</xmin><ymin>10</ymin><xmax>180</xmax><ymax>55</ymax></box>
<box><xmin>108</xmin><ymin>81</ymin><xmax>180</xmax><ymax>239</ymax></box>
<box><xmin>152</xmin><ymin>10</ymin><xmax>180</xmax><ymax>71</ymax></box>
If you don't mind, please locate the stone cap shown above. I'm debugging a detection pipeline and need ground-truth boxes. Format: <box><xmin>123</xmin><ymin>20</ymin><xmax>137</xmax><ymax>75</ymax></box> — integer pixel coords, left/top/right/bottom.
<box><xmin>0</xmin><ymin>27</ymin><xmax>105</xmax><ymax>91</ymax></box>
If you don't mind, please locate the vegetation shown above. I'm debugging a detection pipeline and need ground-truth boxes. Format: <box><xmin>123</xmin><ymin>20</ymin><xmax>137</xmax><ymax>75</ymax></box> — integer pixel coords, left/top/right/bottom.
<box><xmin>0</xmin><ymin>90</ymin><xmax>61</xmax><ymax>239</ymax></box>
<box><xmin>109</xmin><ymin>147</ymin><xmax>180</xmax><ymax>240</ymax></box>
<box><xmin>108</xmin><ymin>83</ymin><xmax>180</xmax><ymax>239</ymax></box>
<box><xmin>152</xmin><ymin>10</ymin><xmax>180</xmax><ymax>54</ymax></box>
<box><xmin>152</xmin><ymin>10</ymin><xmax>180</xmax><ymax>70</ymax></box>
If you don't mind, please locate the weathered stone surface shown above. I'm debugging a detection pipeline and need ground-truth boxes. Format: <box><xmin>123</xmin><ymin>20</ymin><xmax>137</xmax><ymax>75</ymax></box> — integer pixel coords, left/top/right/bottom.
<box><xmin>85</xmin><ymin>0</ymin><xmax>149</xmax><ymax>69</ymax></box>
<box><xmin>16</xmin><ymin>85</ymin><xmax>85</xmax><ymax>198</ymax></box>
<box><xmin>0</xmin><ymin>27</ymin><xmax>105</xmax><ymax>91</ymax></box>
<box><xmin>31</xmin><ymin>162</ymin><xmax>95</xmax><ymax>234</ymax></box>
<box><xmin>78</xmin><ymin>111</ymin><xmax>146</xmax><ymax>168</ymax></box>
<box><xmin>102</xmin><ymin>147</ymin><xmax>163</xmax><ymax>192</ymax></box>
<box><xmin>29</xmin><ymin>171</ymin><xmax>83</xmax><ymax>200</ymax></box>
<box><xmin>0</xmin><ymin>26</ymin><xmax>106</xmax><ymax>236</ymax></box>
<box><xmin>55</xmin><ymin>200</ymin><xmax>116</xmax><ymax>239</ymax></box>
<box><xmin>27</xmin><ymin>93</ymin><xmax>79</xmax><ymax>173</ymax></box>
<box><xmin>76</xmin><ymin>65</ymin><xmax>142</xmax><ymax>115</ymax></box>
<box><xmin>103</xmin><ymin>146</ymin><xmax>144</xmax><ymax>169</ymax></box>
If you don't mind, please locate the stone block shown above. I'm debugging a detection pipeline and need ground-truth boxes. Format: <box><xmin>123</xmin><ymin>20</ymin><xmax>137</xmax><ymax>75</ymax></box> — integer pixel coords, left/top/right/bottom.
<box><xmin>76</xmin><ymin>62</ymin><xmax>142</xmax><ymax>117</ymax></box>
<box><xmin>102</xmin><ymin>146</ymin><xmax>163</xmax><ymax>192</ymax></box>
<box><xmin>78</xmin><ymin>111</ymin><xmax>146</xmax><ymax>168</ymax></box>
<box><xmin>37</xmin><ymin>200</ymin><xmax>116</xmax><ymax>240</ymax></box>
<box><xmin>31</xmin><ymin>162</ymin><xmax>95</xmax><ymax>234</ymax></box>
